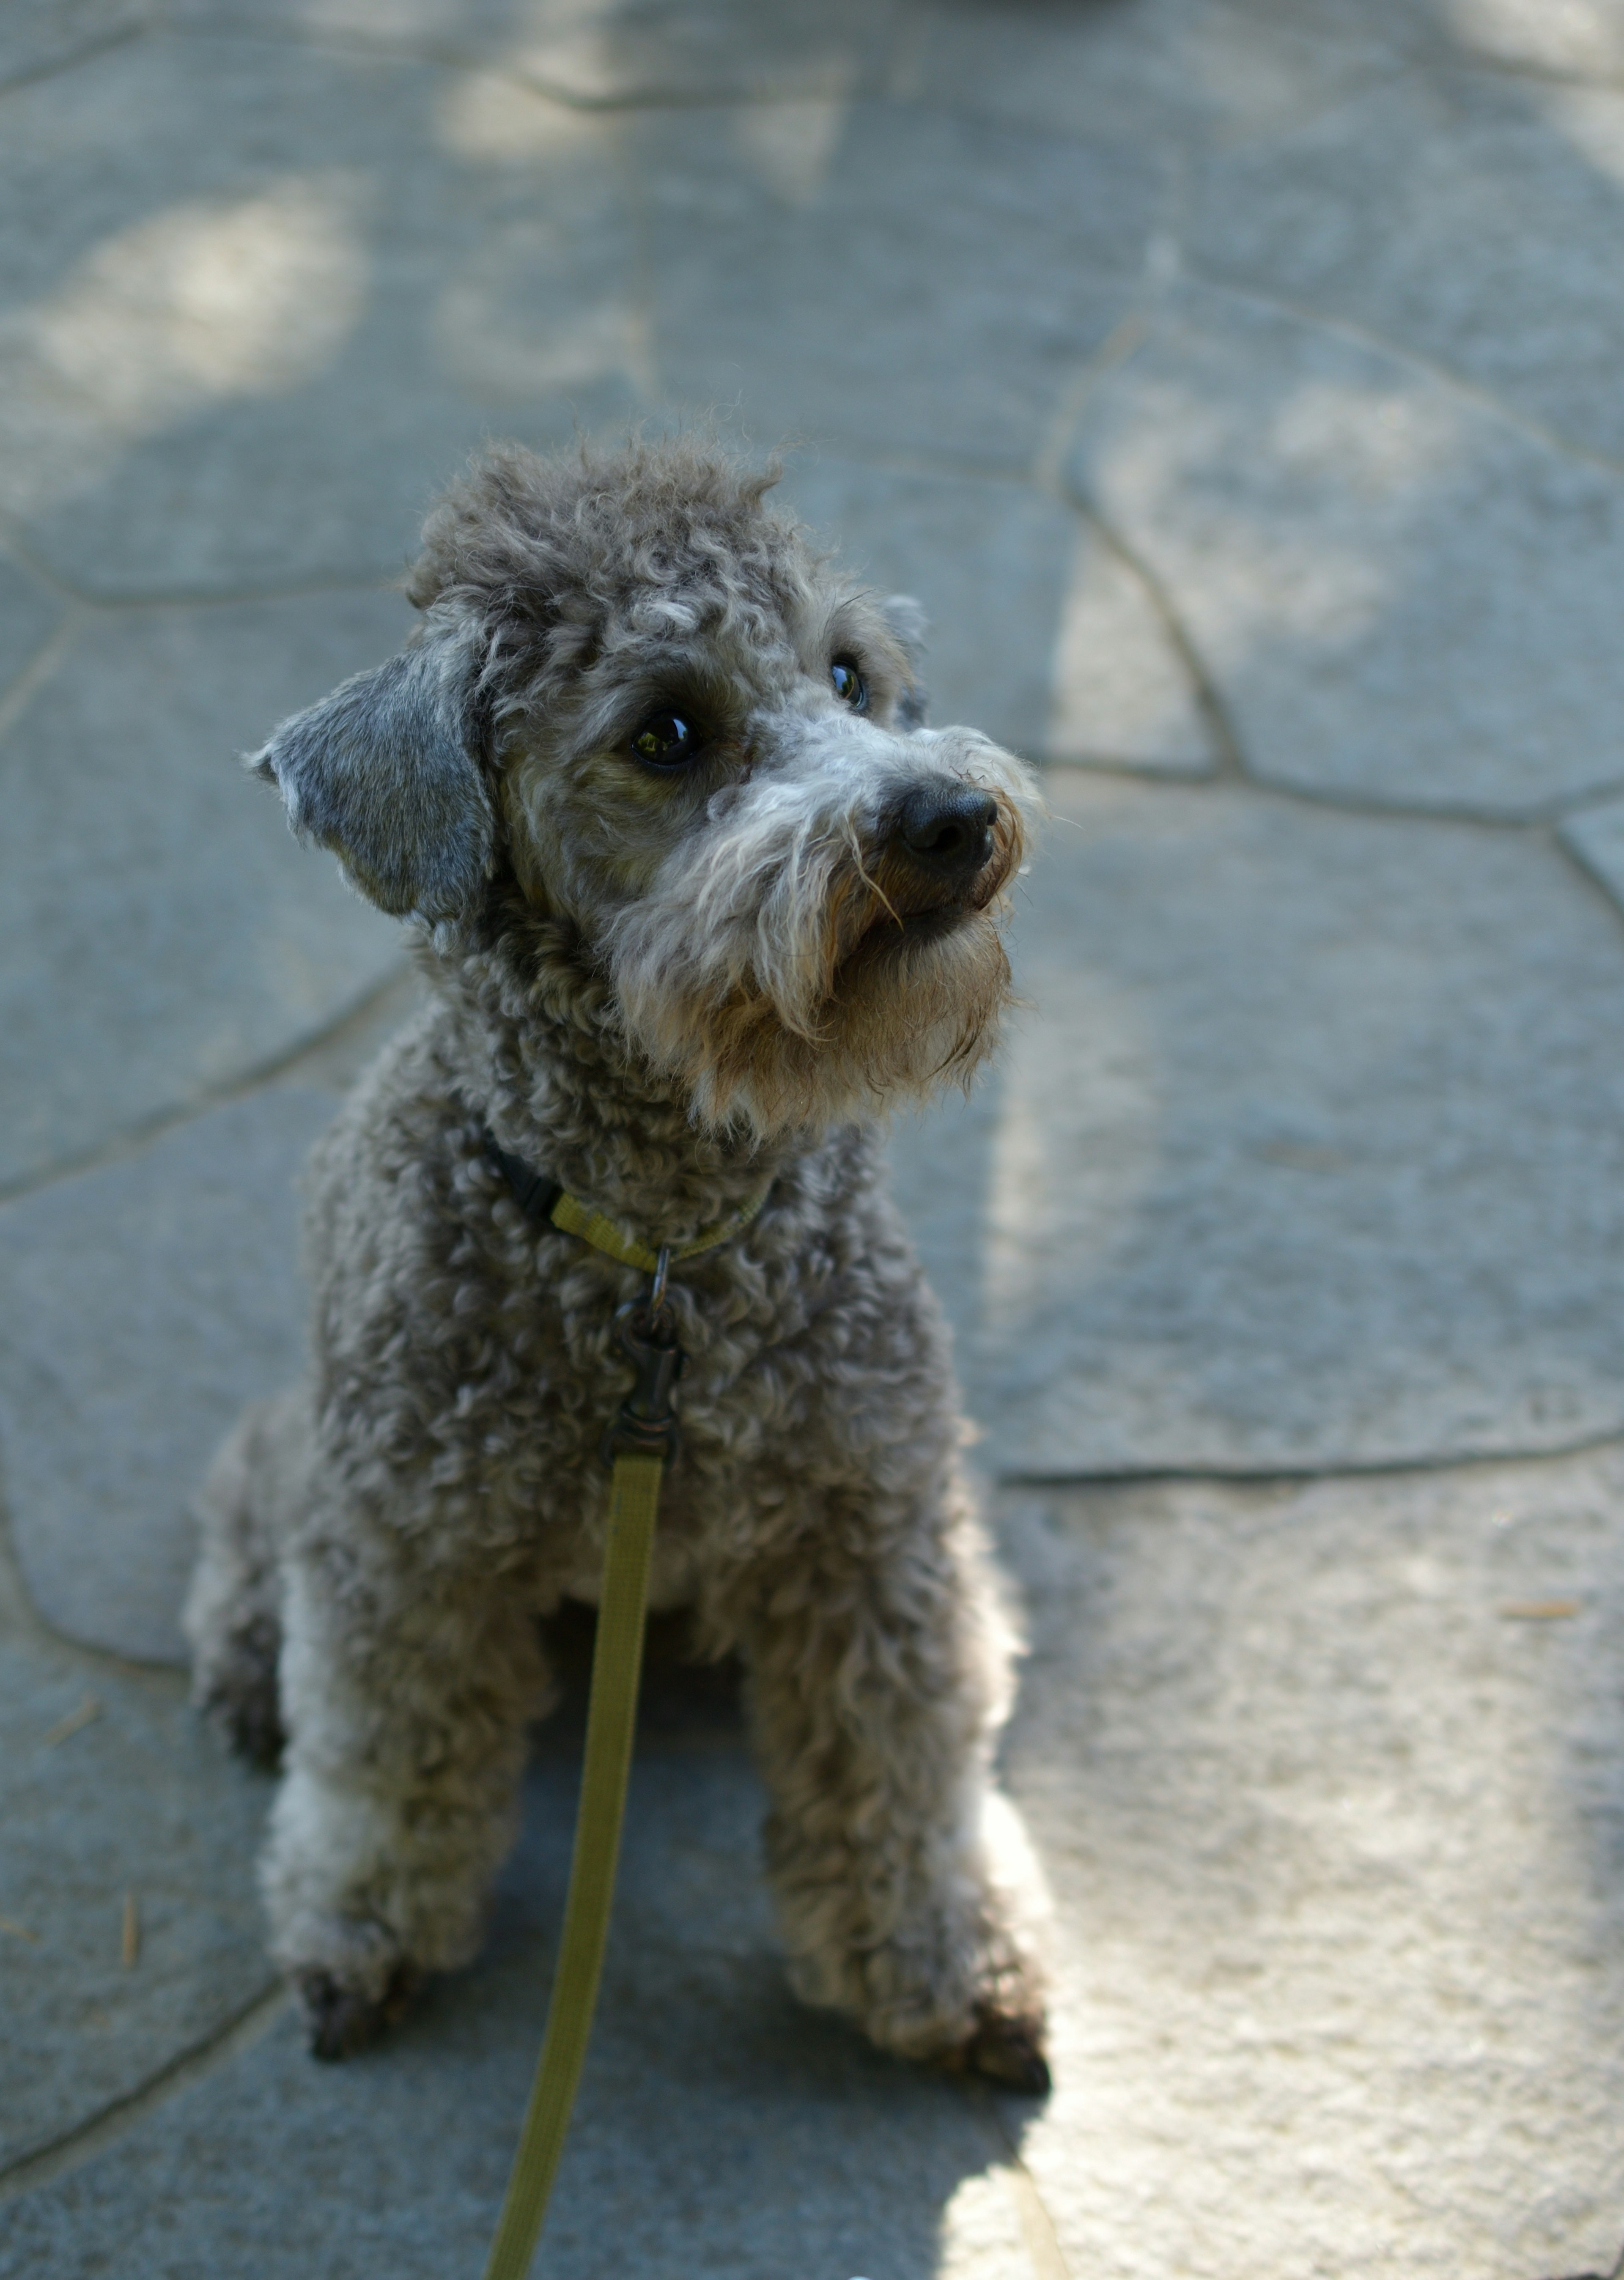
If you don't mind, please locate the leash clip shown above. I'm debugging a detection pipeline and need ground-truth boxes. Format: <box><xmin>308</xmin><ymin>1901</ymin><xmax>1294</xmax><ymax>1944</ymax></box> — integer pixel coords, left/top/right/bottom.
<box><xmin>605</xmin><ymin>1249</ymin><xmax>683</xmax><ymax>1464</ymax></box>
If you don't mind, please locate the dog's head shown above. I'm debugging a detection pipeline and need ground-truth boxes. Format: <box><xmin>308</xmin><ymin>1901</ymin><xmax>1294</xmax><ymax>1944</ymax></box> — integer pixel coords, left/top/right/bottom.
<box><xmin>253</xmin><ymin>439</ymin><xmax>1037</xmax><ymax>1138</ymax></box>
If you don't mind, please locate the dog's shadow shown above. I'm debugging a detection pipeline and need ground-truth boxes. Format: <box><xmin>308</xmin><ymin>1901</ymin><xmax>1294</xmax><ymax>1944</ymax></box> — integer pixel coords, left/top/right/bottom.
<box><xmin>382</xmin><ymin>1603</ymin><xmax>1031</xmax><ymax>2279</ymax></box>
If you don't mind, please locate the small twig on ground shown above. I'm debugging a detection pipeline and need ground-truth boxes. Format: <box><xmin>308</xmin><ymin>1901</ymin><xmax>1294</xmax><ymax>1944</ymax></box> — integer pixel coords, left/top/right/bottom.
<box><xmin>121</xmin><ymin>1892</ymin><xmax>139</xmax><ymax>1970</ymax></box>
<box><xmin>42</xmin><ymin>1694</ymin><xmax>102</xmax><ymax>1747</ymax></box>
<box><xmin>0</xmin><ymin>1915</ymin><xmax>39</xmax><ymax>1943</ymax></box>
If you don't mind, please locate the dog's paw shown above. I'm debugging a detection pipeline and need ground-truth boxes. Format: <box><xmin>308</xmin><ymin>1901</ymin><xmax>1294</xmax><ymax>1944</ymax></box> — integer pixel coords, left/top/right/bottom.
<box><xmin>946</xmin><ymin>2005</ymin><xmax>1052</xmax><ymax>2096</ymax></box>
<box><xmin>297</xmin><ymin>1963</ymin><xmax>422</xmax><ymax>2062</ymax></box>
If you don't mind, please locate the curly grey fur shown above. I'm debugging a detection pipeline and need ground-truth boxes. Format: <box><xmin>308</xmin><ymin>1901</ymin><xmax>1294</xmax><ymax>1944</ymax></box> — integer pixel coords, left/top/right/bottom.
<box><xmin>184</xmin><ymin>437</ymin><xmax>1050</xmax><ymax>2084</ymax></box>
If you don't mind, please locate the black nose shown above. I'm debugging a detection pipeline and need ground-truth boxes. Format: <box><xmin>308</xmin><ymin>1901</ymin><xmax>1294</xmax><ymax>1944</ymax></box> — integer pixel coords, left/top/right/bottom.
<box><xmin>892</xmin><ymin>783</ymin><xmax>999</xmax><ymax>883</ymax></box>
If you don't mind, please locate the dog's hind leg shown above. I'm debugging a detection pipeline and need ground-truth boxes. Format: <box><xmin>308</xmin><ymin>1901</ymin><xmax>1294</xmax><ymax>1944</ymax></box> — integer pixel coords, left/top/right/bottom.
<box><xmin>184</xmin><ymin>1389</ymin><xmax>308</xmax><ymax>1766</ymax></box>
<box><xmin>736</xmin><ymin>1465</ymin><xmax>1051</xmax><ymax>2092</ymax></box>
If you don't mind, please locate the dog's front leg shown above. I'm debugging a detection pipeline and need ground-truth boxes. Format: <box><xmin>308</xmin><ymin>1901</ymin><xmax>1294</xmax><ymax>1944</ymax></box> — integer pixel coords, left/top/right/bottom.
<box><xmin>738</xmin><ymin>1471</ymin><xmax>1051</xmax><ymax>2091</ymax></box>
<box><xmin>261</xmin><ymin>1520</ymin><xmax>549</xmax><ymax>2059</ymax></box>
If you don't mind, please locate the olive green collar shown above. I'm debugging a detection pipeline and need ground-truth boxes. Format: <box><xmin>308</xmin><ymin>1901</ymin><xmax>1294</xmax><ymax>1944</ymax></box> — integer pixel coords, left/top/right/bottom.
<box><xmin>486</xmin><ymin>1136</ymin><xmax>771</xmax><ymax>1273</ymax></box>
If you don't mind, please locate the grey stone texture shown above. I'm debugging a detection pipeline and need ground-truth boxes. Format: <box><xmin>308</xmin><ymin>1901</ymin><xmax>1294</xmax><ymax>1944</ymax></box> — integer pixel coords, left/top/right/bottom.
<box><xmin>0</xmin><ymin>38</ymin><xmax>642</xmax><ymax>595</ymax></box>
<box><xmin>0</xmin><ymin>1557</ymin><xmax>272</xmax><ymax>2177</ymax></box>
<box><xmin>0</xmin><ymin>0</ymin><xmax>140</xmax><ymax>95</ymax></box>
<box><xmin>8</xmin><ymin>0</ymin><xmax>1624</xmax><ymax>2268</ymax></box>
<box><xmin>998</xmin><ymin>1451</ymin><xmax>1624</xmax><ymax>2278</ymax></box>
<box><xmin>0</xmin><ymin>1089</ymin><xmax>334</xmax><ymax>1665</ymax></box>
<box><xmin>1067</xmin><ymin>287</ymin><xmax>1624</xmax><ymax>815</ymax></box>
<box><xmin>160</xmin><ymin>0</ymin><xmax>907</xmax><ymax>103</ymax></box>
<box><xmin>1188</xmin><ymin>66</ymin><xmax>1624</xmax><ymax>468</ymax></box>
<box><xmin>0</xmin><ymin>550</ymin><xmax>61</xmax><ymax>707</ymax></box>
<box><xmin>894</xmin><ymin>0</ymin><xmax>1396</xmax><ymax>151</ymax></box>
<box><xmin>0</xmin><ymin>1713</ymin><xmax>1036</xmax><ymax>2278</ymax></box>
<box><xmin>891</xmin><ymin>770</ymin><xmax>1624</xmax><ymax>1473</ymax></box>
<box><xmin>644</xmin><ymin>102</ymin><xmax>1159</xmax><ymax>472</ymax></box>
<box><xmin>0</xmin><ymin>590</ymin><xmax>406</xmax><ymax>1189</ymax></box>
<box><xmin>1561</xmin><ymin>793</ymin><xmax>1624</xmax><ymax>916</ymax></box>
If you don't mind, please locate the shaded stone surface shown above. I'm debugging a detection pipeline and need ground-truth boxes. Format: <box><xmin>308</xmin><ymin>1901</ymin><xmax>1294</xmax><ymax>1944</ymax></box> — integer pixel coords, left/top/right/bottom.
<box><xmin>1043</xmin><ymin>514</ymin><xmax>1214</xmax><ymax>773</ymax></box>
<box><xmin>0</xmin><ymin>38</ymin><xmax>642</xmax><ymax>595</ymax></box>
<box><xmin>0</xmin><ymin>1716</ymin><xmax>1033</xmax><ymax>2277</ymax></box>
<box><xmin>1230</xmin><ymin>0</ymin><xmax>1624</xmax><ymax>81</ymax></box>
<box><xmin>896</xmin><ymin>0</ymin><xmax>1393</xmax><ymax>151</ymax></box>
<box><xmin>890</xmin><ymin>771</ymin><xmax>1624</xmax><ymax>1473</ymax></box>
<box><xmin>0</xmin><ymin>591</ymin><xmax>406</xmax><ymax>1189</ymax></box>
<box><xmin>0</xmin><ymin>0</ymin><xmax>139</xmax><ymax>93</ymax></box>
<box><xmin>1560</xmin><ymin>795</ymin><xmax>1624</xmax><ymax>922</ymax></box>
<box><xmin>0</xmin><ymin>551</ymin><xmax>61</xmax><ymax>704</ymax></box>
<box><xmin>161</xmin><ymin>0</ymin><xmax>905</xmax><ymax>102</ymax></box>
<box><xmin>1189</xmin><ymin>66</ymin><xmax>1624</xmax><ymax>468</ymax></box>
<box><xmin>10</xmin><ymin>1445</ymin><xmax>1624</xmax><ymax>2276</ymax></box>
<box><xmin>996</xmin><ymin>1450</ymin><xmax>1624</xmax><ymax>2278</ymax></box>
<box><xmin>0</xmin><ymin>1090</ymin><xmax>334</xmax><ymax>1667</ymax></box>
<box><xmin>1066</xmin><ymin>288</ymin><xmax>1624</xmax><ymax>815</ymax></box>
<box><xmin>778</xmin><ymin>458</ymin><xmax>1083</xmax><ymax>761</ymax></box>
<box><xmin>0</xmin><ymin>1591</ymin><xmax>273</xmax><ymax>2176</ymax></box>
<box><xmin>646</xmin><ymin>101</ymin><xmax>1158</xmax><ymax>472</ymax></box>
<box><xmin>5</xmin><ymin>0</ymin><xmax>1624</xmax><ymax>2268</ymax></box>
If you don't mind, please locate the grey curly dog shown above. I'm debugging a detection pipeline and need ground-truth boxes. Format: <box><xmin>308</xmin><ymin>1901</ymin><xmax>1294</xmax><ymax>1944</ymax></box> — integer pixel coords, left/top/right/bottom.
<box><xmin>183</xmin><ymin>437</ymin><xmax>1052</xmax><ymax>2092</ymax></box>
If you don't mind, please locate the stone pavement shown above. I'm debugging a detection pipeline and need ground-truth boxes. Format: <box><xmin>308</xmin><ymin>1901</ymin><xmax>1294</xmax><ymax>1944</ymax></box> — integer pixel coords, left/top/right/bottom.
<box><xmin>6</xmin><ymin>0</ymin><xmax>1624</xmax><ymax>2272</ymax></box>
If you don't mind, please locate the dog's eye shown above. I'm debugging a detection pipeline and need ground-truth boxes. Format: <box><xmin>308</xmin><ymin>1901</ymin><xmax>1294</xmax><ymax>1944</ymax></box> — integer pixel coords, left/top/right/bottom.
<box><xmin>631</xmin><ymin>712</ymin><xmax>697</xmax><ymax>768</ymax></box>
<box><xmin>830</xmin><ymin>658</ymin><xmax>867</xmax><ymax>712</ymax></box>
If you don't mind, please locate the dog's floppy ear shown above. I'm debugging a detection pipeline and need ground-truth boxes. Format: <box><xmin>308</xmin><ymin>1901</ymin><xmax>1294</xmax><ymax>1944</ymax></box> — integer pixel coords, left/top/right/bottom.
<box><xmin>250</xmin><ymin>616</ymin><xmax>494</xmax><ymax>921</ymax></box>
<box><xmin>880</xmin><ymin>593</ymin><xmax>929</xmax><ymax>729</ymax></box>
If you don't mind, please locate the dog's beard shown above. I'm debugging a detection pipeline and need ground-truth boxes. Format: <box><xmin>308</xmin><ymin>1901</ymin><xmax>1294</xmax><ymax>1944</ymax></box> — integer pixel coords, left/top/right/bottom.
<box><xmin>609</xmin><ymin>792</ymin><xmax>1027</xmax><ymax>1139</ymax></box>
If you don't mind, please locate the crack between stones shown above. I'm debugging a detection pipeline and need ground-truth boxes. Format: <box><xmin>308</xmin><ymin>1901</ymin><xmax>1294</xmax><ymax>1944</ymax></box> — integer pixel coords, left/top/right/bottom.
<box><xmin>1075</xmin><ymin>499</ymin><xmax>1248</xmax><ymax>786</ymax></box>
<box><xmin>1550</xmin><ymin>819</ymin><xmax>1624</xmax><ymax>945</ymax></box>
<box><xmin>1186</xmin><ymin>270</ymin><xmax>1624</xmax><ymax>488</ymax></box>
<box><xmin>968</xmin><ymin>2083</ymin><xmax>1073</xmax><ymax>2280</ymax></box>
<box><xmin>0</xmin><ymin>20</ymin><xmax>145</xmax><ymax>104</ymax></box>
<box><xmin>0</xmin><ymin>612</ymin><xmax>81</xmax><ymax>744</ymax></box>
<box><xmin>0</xmin><ymin>501</ymin><xmax>407</xmax><ymax>612</ymax></box>
<box><xmin>0</xmin><ymin>1981</ymin><xmax>287</xmax><ymax>2206</ymax></box>
<box><xmin>156</xmin><ymin>16</ymin><xmax>901</xmax><ymax>116</ymax></box>
<box><xmin>0</xmin><ymin>960</ymin><xmax>411</xmax><ymax>1213</ymax></box>
<box><xmin>1000</xmin><ymin>1424</ymin><xmax>1624</xmax><ymax>1494</ymax></box>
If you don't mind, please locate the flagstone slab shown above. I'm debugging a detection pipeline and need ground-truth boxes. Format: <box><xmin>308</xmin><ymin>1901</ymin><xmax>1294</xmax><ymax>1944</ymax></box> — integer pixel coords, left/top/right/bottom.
<box><xmin>0</xmin><ymin>1610</ymin><xmax>273</xmax><ymax>2178</ymax></box>
<box><xmin>889</xmin><ymin>770</ymin><xmax>1624</xmax><ymax>1475</ymax></box>
<box><xmin>893</xmin><ymin>0</ymin><xmax>1394</xmax><ymax>152</ymax></box>
<box><xmin>0</xmin><ymin>38</ymin><xmax>641</xmax><ymax>597</ymax></box>
<box><xmin>0</xmin><ymin>1088</ymin><xmax>335</xmax><ymax>1668</ymax></box>
<box><xmin>0</xmin><ymin>590</ymin><xmax>406</xmax><ymax>1190</ymax></box>
<box><xmin>644</xmin><ymin>102</ymin><xmax>1158</xmax><ymax>474</ymax></box>
<box><xmin>1064</xmin><ymin>288</ymin><xmax>1624</xmax><ymax>815</ymax></box>
<box><xmin>1188</xmin><ymin>67</ymin><xmax>1624</xmax><ymax>469</ymax></box>
<box><xmin>993</xmin><ymin>1446</ymin><xmax>1624</xmax><ymax>2278</ymax></box>
<box><xmin>0</xmin><ymin>1722</ymin><xmax>1035</xmax><ymax>2278</ymax></box>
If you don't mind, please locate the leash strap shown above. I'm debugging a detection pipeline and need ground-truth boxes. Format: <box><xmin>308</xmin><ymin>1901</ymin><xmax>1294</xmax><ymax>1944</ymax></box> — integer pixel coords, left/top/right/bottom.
<box><xmin>480</xmin><ymin>1136</ymin><xmax>769</xmax><ymax>2280</ymax></box>
<box><xmin>481</xmin><ymin>1447</ymin><xmax>663</xmax><ymax>2280</ymax></box>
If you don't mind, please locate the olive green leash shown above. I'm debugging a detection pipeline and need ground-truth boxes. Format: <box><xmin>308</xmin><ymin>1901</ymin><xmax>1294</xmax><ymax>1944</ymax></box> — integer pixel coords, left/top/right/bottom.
<box><xmin>480</xmin><ymin>1144</ymin><xmax>770</xmax><ymax>2280</ymax></box>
